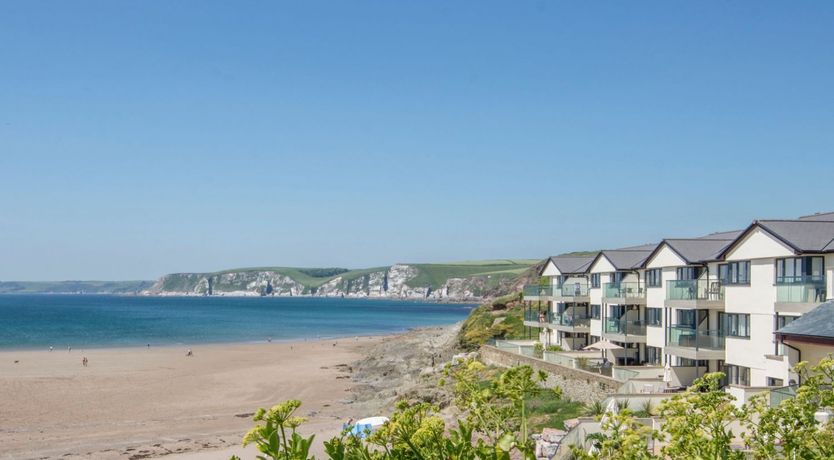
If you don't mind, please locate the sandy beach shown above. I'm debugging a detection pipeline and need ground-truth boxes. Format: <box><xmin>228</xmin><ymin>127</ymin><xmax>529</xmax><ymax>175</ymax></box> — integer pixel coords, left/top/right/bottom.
<box><xmin>0</xmin><ymin>325</ymin><xmax>460</xmax><ymax>460</ymax></box>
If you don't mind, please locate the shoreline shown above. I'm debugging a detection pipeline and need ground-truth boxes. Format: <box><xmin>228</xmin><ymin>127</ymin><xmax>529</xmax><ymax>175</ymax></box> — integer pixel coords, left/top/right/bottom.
<box><xmin>0</xmin><ymin>323</ymin><xmax>462</xmax><ymax>460</ymax></box>
<box><xmin>0</xmin><ymin>292</ymin><xmax>486</xmax><ymax>304</ymax></box>
<box><xmin>0</xmin><ymin>327</ymin><xmax>429</xmax><ymax>353</ymax></box>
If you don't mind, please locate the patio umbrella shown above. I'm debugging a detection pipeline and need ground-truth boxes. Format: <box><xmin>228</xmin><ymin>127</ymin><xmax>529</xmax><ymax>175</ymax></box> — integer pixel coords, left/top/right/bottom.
<box><xmin>663</xmin><ymin>362</ymin><xmax>672</xmax><ymax>387</ymax></box>
<box><xmin>583</xmin><ymin>340</ymin><xmax>623</xmax><ymax>362</ymax></box>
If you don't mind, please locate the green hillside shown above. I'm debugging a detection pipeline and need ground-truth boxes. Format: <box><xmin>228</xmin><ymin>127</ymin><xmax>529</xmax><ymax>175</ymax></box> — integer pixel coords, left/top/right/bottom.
<box><xmin>0</xmin><ymin>280</ymin><xmax>154</xmax><ymax>294</ymax></box>
<box><xmin>154</xmin><ymin>259</ymin><xmax>541</xmax><ymax>296</ymax></box>
<box><xmin>404</xmin><ymin>260</ymin><xmax>540</xmax><ymax>290</ymax></box>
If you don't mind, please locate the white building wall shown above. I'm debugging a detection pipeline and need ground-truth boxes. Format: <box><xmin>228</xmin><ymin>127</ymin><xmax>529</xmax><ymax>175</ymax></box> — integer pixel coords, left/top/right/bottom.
<box><xmin>723</xmin><ymin>230</ymin><xmax>795</xmax><ymax>387</ymax></box>
<box><xmin>645</xmin><ymin>247</ymin><xmax>686</xmax><ymax>354</ymax></box>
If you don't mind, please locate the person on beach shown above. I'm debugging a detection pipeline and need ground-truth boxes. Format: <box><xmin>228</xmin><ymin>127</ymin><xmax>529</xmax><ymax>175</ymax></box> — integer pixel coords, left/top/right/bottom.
<box><xmin>68</xmin><ymin>346</ymin><xmax>71</xmax><ymax>352</ymax></box>
<box><xmin>49</xmin><ymin>346</ymin><xmax>53</xmax><ymax>352</ymax></box>
<box><xmin>186</xmin><ymin>349</ymin><xmax>193</xmax><ymax>357</ymax></box>
<box><xmin>82</xmin><ymin>356</ymin><xmax>88</xmax><ymax>367</ymax></box>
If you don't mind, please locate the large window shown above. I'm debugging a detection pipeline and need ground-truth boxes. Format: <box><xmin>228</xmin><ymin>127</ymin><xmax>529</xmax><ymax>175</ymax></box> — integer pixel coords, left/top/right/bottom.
<box><xmin>677</xmin><ymin>309</ymin><xmax>697</xmax><ymax>328</ymax></box>
<box><xmin>646</xmin><ymin>346</ymin><xmax>662</xmax><ymax>365</ymax></box>
<box><xmin>590</xmin><ymin>304</ymin><xmax>600</xmax><ymax>319</ymax></box>
<box><xmin>646</xmin><ymin>269</ymin><xmax>662</xmax><ymax>287</ymax></box>
<box><xmin>647</xmin><ymin>308</ymin><xmax>662</xmax><ymax>326</ymax></box>
<box><xmin>719</xmin><ymin>261</ymin><xmax>750</xmax><ymax>285</ymax></box>
<box><xmin>590</xmin><ymin>274</ymin><xmax>600</xmax><ymax>288</ymax></box>
<box><xmin>775</xmin><ymin>256</ymin><xmax>824</xmax><ymax>284</ymax></box>
<box><xmin>725</xmin><ymin>364</ymin><xmax>751</xmax><ymax>386</ymax></box>
<box><xmin>722</xmin><ymin>313</ymin><xmax>750</xmax><ymax>338</ymax></box>
<box><xmin>676</xmin><ymin>266</ymin><xmax>703</xmax><ymax>281</ymax></box>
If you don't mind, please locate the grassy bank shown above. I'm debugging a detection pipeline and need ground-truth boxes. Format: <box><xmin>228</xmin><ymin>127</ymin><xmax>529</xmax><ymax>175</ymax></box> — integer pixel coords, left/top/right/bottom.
<box><xmin>458</xmin><ymin>292</ymin><xmax>541</xmax><ymax>350</ymax></box>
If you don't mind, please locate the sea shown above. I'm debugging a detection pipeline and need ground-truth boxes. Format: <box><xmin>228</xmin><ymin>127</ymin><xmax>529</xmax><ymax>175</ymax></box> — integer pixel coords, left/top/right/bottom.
<box><xmin>0</xmin><ymin>295</ymin><xmax>474</xmax><ymax>350</ymax></box>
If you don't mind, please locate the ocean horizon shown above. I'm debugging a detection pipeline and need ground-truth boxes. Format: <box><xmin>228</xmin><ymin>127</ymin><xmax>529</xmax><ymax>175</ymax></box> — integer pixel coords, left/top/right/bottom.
<box><xmin>0</xmin><ymin>295</ymin><xmax>474</xmax><ymax>350</ymax></box>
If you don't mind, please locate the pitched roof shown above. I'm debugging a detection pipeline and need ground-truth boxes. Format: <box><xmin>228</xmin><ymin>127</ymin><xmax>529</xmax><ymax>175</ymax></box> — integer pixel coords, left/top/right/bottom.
<box><xmin>545</xmin><ymin>254</ymin><xmax>598</xmax><ymax>274</ymax></box>
<box><xmin>757</xmin><ymin>220</ymin><xmax>834</xmax><ymax>252</ymax></box>
<box><xmin>664</xmin><ymin>238</ymin><xmax>736</xmax><ymax>264</ymax></box>
<box><xmin>641</xmin><ymin>229</ymin><xmax>741</xmax><ymax>267</ymax></box>
<box><xmin>717</xmin><ymin>219</ymin><xmax>834</xmax><ymax>258</ymax></box>
<box><xmin>595</xmin><ymin>244</ymin><xmax>658</xmax><ymax>270</ymax></box>
<box><xmin>776</xmin><ymin>301</ymin><xmax>834</xmax><ymax>341</ymax></box>
<box><xmin>798</xmin><ymin>211</ymin><xmax>834</xmax><ymax>222</ymax></box>
<box><xmin>697</xmin><ymin>230</ymin><xmax>744</xmax><ymax>240</ymax></box>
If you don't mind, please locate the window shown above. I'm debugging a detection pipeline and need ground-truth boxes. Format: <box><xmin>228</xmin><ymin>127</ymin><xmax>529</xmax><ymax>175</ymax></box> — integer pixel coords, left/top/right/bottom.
<box><xmin>676</xmin><ymin>266</ymin><xmax>704</xmax><ymax>280</ymax></box>
<box><xmin>646</xmin><ymin>269</ymin><xmax>662</xmax><ymax>287</ymax></box>
<box><xmin>725</xmin><ymin>364</ymin><xmax>751</xmax><ymax>386</ymax></box>
<box><xmin>679</xmin><ymin>358</ymin><xmax>709</xmax><ymax>367</ymax></box>
<box><xmin>590</xmin><ymin>273</ymin><xmax>600</xmax><ymax>288</ymax></box>
<box><xmin>590</xmin><ymin>304</ymin><xmax>600</xmax><ymax>319</ymax></box>
<box><xmin>776</xmin><ymin>315</ymin><xmax>797</xmax><ymax>355</ymax></box>
<box><xmin>775</xmin><ymin>256</ymin><xmax>824</xmax><ymax>284</ymax></box>
<box><xmin>646</xmin><ymin>346</ymin><xmax>662</xmax><ymax>365</ymax></box>
<box><xmin>611</xmin><ymin>272</ymin><xmax>625</xmax><ymax>284</ymax></box>
<box><xmin>719</xmin><ymin>261</ymin><xmax>750</xmax><ymax>285</ymax></box>
<box><xmin>647</xmin><ymin>308</ymin><xmax>662</xmax><ymax>326</ymax></box>
<box><xmin>677</xmin><ymin>309</ymin><xmax>696</xmax><ymax>328</ymax></box>
<box><xmin>767</xmin><ymin>377</ymin><xmax>784</xmax><ymax>387</ymax></box>
<box><xmin>722</xmin><ymin>313</ymin><xmax>750</xmax><ymax>338</ymax></box>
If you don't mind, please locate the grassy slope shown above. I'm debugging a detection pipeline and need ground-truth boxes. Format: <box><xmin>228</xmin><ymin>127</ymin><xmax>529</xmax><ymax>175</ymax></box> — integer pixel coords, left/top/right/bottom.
<box><xmin>405</xmin><ymin>260</ymin><xmax>539</xmax><ymax>290</ymax></box>
<box><xmin>458</xmin><ymin>292</ymin><xmax>539</xmax><ymax>350</ymax></box>
<box><xmin>160</xmin><ymin>259</ymin><xmax>540</xmax><ymax>293</ymax></box>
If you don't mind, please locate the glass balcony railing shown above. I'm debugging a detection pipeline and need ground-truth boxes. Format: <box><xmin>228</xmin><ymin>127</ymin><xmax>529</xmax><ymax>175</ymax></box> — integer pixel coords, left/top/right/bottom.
<box><xmin>603</xmin><ymin>282</ymin><xmax>646</xmax><ymax>300</ymax></box>
<box><xmin>776</xmin><ymin>276</ymin><xmax>827</xmax><ymax>303</ymax></box>
<box><xmin>553</xmin><ymin>313</ymin><xmax>590</xmax><ymax>328</ymax></box>
<box><xmin>604</xmin><ymin>318</ymin><xmax>646</xmax><ymax>336</ymax></box>
<box><xmin>524</xmin><ymin>309</ymin><xmax>553</xmax><ymax>323</ymax></box>
<box><xmin>556</xmin><ymin>281</ymin><xmax>590</xmax><ymax>297</ymax></box>
<box><xmin>523</xmin><ymin>285</ymin><xmax>553</xmax><ymax>297</ymax></box>
<box><xmin>667</xmin><ymin>279</ymin><xmax>725</xmax><ymax>301</ymax></box>
<box><xmin>668</xmin><ymin>326</ymin><xmax>725</xmax><ymax>350</ymax></box>
<box><xmin>769</xmin><ymin>385</ymin><xmax>798</xmax><ymax>407</ymax></box>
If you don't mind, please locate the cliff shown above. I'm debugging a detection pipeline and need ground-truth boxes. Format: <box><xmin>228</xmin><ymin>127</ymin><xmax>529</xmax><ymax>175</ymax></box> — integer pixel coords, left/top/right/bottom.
<box><xmin>146</xmin><ymin>260</ymin><xmax>540</xmax><ymax>300</ymax></box>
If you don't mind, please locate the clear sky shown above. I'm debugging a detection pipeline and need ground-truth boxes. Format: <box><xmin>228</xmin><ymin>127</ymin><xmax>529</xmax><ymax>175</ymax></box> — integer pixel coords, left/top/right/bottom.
<box><xmin>1</xmin><ymin>1</ymin><xmax>833</xmax><ymax>280</ymax></box>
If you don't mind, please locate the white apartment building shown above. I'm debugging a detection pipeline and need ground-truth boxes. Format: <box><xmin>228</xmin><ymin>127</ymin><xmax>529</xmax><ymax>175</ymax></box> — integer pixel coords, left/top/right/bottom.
<box><xmin>523</xmin><ymin>255</ymin><xmax>596</xmax><ymax>351</ymax></box>
<box><xmin>524</xmin><ymin>211</ymin><xmax>834</xmax><ymax>388</ymax></box>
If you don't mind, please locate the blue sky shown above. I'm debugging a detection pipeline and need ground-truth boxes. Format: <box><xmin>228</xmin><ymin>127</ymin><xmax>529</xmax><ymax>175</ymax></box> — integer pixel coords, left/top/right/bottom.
<box><xmin>1</xmin><ymin>1</ymin><xmax>833</xmax><ymax>280</ymax></box>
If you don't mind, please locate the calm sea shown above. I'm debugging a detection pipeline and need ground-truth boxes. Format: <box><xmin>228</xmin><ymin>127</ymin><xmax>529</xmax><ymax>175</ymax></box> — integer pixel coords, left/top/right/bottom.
<box><xmin>0</xmin><ymin>295</ymin><xmax>473</xmax><ymax>349</ymax></box>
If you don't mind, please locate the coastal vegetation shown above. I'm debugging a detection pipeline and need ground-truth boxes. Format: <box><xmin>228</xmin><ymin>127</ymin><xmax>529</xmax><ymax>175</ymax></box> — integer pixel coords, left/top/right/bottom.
<box><xmin>236</xmin><ymin>361</ymin><xmax>559</xmax><ymax>460</ymax></box>
<box><xmin>237</xmin><ymin>357</ymin><xmax>834</xmax><ymax>459</ymax></box>
<box><xmin>458</xmin><ymin>293</ymin><xmax>538</xmax><ymax>350</ymax></box>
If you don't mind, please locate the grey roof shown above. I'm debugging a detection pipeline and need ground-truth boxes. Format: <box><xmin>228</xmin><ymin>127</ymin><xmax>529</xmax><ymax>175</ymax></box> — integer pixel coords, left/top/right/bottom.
<box><xmin>697</xmin><ymin>230</ymin><xmax>744</xmax><ymax>240</ymax></box>
<box><xmin>597</xmin><ymin>244</ymin><xmax>658</xmax><ymax>270</ymax></box>
<box><xmin>776</xmin><ymin>301</ymin><xmax>834</xmax><ymax>339</ymax></box>
<box><xmin>798</xmin><ymin>211</ymin><xmax>834</xmax><ymax>222</ymax></box>
<box><xmin>545</xmin><ymin>254</ymin><xmax>598</xmax><ymax>274</ymax></box>
<box><xmin>756</xmin><ymin>220</ymin><xmax>834</xmax><ymax>252</ymax></box>
<box><xmin>664</xmin><ymin>238</ymin><xmax>736</xmax><ymax>264</ymax></box>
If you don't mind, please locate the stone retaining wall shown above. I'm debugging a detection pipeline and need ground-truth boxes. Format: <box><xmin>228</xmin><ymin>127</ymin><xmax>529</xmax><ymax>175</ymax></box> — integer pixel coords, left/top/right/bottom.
<box><xmin>479</xmin><ymin>345</ymin><xmax>618</xmax><ymax>404</ymax></box>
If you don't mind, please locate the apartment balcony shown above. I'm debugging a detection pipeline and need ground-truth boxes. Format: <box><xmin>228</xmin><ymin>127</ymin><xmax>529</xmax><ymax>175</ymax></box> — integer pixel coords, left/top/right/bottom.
<box><xmin>551</xmin><ymin>281</ymin><xmax>591</xmax><ymax>303</ymax></box>
<box><xmin>550</xmin><ymin>313</ymin><xmax>591</xmax><ymax>333</ymax></box>
<box><xmin>602</xmin><ymin>282</ymin><xmax>647</xmax><ymax>305</ymax></box>
<box><xmin>665</xmin><ymin>279</ymin><xmax>725</xmax><ymax>310</ymax></box>
<box><xmin>523</xmin><ymin>309</ymin><xmax>553</xmax><ymax>328</ymax></box>
<box><xmin>522</xmin><ymin>284</ymin><xmax>553</xmax><ymax>302</ymax></box>
<box><xmin>665</xmin><ymin>326</ymin><xmax>726</xmax><ymax>360</ymax></box>
<box><xmin>774</xmin><ymin>276</ymin><xmax>827</xmax><ymax>314</ymax></box>
<box><xmin>602</xmin><ymin>318</ymin><xmax>647</xmax><ymax>343</ymax></box>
